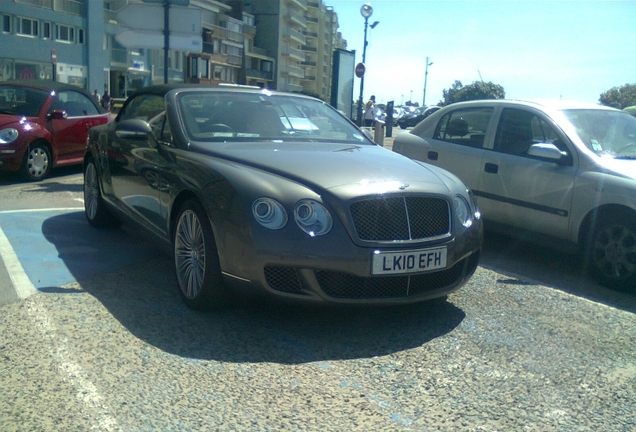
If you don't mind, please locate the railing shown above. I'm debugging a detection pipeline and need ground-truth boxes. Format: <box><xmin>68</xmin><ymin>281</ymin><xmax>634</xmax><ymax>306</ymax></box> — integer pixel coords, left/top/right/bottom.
<box><xmin>15</xmin><ymin>0</ymin><xmax>53</xmax><ymax>9</ymax></box>
<box><xmin>283</xmin><ymin>27</ymin><xmax>305</xmax><ymax>44</ymax></box>
<box><xmin>280</xmin><ymin>64</ymin><xmax>304</xmax><ymax>78</ymax></box>
<box><xmin>227</xmin><ymin>54</ymin><xmax>242</xmax><ymax>66</ymax></box>
<box><xmin>53</xmin><ymin>0</ymin><xmax>85</xmax><ymax>15</ymax></box>
<box><xmin>282</xmin><ymin>45</ymin><xmax>304</xmax><ymax>60</ymax></box>
<box><xmin>301</xmin><ymin>45</ymin><xmax>317</xmax><ymax>52</ymax></box>
<box><xmin>247</xmin><ymin>46</ymin><xmax>268</xmax><ymax>57</ymax></box>
<box><xmin>245</xmin><ymin>69</ymin><xmax>273</xmax><ymax>80</ymax></box>
<box><xmin>202</xmin><ymin>42</ymin><xmax>214</xmax><ymax>54</ymax></box>
<box><xmin>287</xmin><ymin>10</ymin><xmax>306</xmax><ymax>26</ymax></box>
<box><xmin>111</xmin><ymin>48</ymin><xmax>128</xmax><ymax>64</ymax></box>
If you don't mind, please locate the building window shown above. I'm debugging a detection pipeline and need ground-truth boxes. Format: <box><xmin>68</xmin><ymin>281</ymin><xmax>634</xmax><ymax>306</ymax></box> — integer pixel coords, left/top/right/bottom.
<box><xmin>56</xmin><ymin>24</ymin><xmax>74</xmax><ymax>43</ymax></box>
<box><xmin>78</xmin><ymin>28</ymin><xmax>84</xmax><ymax>44</ymax></box>
<box><xmin>42</xmin><ymin>21</ymin><xmax>51</xmax><ymax>39</ymax></box>
<box><xmin>18</xmin><ymin>17</ymin><xmax>38</xmax><ymax>37</ymax></box>
<box><xmin>3</xmin><ymin>15</ymin><xmax>12</xmax><ymax>33</ymax></box>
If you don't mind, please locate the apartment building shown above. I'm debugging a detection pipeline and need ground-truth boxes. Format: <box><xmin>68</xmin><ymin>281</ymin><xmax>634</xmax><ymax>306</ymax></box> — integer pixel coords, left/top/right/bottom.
<box><xmin>0</xmin><ymin>0</ymin><xmax>346</xmax><ymax>103</ymax></box>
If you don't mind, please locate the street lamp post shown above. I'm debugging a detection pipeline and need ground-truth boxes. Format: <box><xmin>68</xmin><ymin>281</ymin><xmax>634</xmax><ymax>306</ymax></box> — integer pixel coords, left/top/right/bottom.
<box><xmin>423</xmin><ymin>56</ymin><xmax>433</xmax><ymax>106</ymax></box>
<box><xmin>357</xmin><ymin>3</ymin><xmax>374</xmax><ymax>126</ymax></box>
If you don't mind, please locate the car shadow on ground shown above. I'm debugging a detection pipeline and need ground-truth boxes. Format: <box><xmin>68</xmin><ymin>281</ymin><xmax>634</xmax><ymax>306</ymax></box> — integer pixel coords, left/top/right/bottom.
<box><xmin>479</xmin><ymin>231</ymin><xmax>636</xmax><ymax>313</ymax></box>
<box><xmin>40</xmin><ymin>212</ymin><xmax>466</xmax><ymax>363</ymax></box>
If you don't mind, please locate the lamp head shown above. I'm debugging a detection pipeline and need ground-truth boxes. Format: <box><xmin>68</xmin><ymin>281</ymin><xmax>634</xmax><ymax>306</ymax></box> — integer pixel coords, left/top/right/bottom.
<box><xmin>360</xmin><ymin>3</ymin><xmax>373</xmax><ymax>19</ymax></box>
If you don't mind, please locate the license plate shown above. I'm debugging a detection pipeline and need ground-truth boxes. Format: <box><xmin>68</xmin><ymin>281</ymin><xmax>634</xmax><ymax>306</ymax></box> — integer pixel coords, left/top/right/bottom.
<box><xmin>372</xmin><ymin>247</ymin><xmax>447</xmax><ymax>275</ymax></box>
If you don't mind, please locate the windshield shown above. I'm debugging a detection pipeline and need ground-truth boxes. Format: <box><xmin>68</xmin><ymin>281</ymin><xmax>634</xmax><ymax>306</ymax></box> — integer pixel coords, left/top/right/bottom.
<box><xmin>563</xmin><ymin>109</ymin><xmax>636</xmax><ymax>158</ymax></box>
<box><xmin>0</xmin><ymin>85</ymin><xmax>49</xmax><ymax>117</ymax></box>
<box><xmin>177</xmin><ymin>91</ymin><xmax>370</xmax><ymax>144</ymax></box>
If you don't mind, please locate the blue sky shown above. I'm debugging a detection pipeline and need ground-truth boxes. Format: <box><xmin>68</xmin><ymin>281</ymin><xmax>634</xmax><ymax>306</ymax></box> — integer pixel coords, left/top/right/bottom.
<box><xmin>329</xmin><ymin>0</ymin><xmax>636</xmax><ymax>106</ymax></box>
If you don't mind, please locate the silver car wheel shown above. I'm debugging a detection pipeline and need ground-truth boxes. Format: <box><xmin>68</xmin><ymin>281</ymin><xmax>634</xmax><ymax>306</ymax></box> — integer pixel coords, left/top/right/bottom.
<box><xmin>83</xmin><ymin>159</ymin><xmax>118</xmax><ymax>228</ymax></box>
<box><xmin>23</xmin><ymin>144</ymin><xmax>51</xmax><ymax>180</ymax></box>
<box><xmin>175</xmin><ymin>209</ymin><xmax>206</xmax><ymax>300</ymax></box>
<box><xmin>591</xmin><ymin>221</ymin><xmax>636</xmax><ymax>287</ymax></box>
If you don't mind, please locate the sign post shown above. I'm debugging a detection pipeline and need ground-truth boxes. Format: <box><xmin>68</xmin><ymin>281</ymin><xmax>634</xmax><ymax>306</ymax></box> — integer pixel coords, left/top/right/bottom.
<box><xmin>51</xmin><ymin>49</ymin><xmax>57</xmax><ymax>81</ymax></box>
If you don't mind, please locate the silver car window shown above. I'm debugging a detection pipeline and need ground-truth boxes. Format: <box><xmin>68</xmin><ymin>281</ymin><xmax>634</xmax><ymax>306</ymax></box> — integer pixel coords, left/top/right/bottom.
<box><xmin>433</xmin><ymin>107</ymin><xmax>493</xmax><ymax>148</ymax></box>
<box><xmin>563</xmin><ymin>109</ymin><xmax>636</xmax><ymax>157</ymax></box>
<box><xmin>494</xmin><ymin>108</ymin><xmax>563</xmax><ymax>156</ymax></box>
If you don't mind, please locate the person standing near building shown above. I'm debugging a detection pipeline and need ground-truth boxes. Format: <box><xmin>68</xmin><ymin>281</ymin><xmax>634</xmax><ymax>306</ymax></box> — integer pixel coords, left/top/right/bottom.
<box><xmin>101</xmin><ymin>90</ymin><xmax>111</xmax><ymax>111</ymax></box>
<box><xmin>364</xmin><ymin>95</ymin><xmax>376</xmax><ymax>127</ymax></box>
<box><xmin>92</xmin><ymin>89</ymin><xmax>100</xmax><ymax>105</ymax></box>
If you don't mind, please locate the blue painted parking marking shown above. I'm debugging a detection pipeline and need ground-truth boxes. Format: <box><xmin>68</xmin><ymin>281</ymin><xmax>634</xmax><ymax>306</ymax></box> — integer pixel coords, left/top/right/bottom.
<box><xmin>0</xmin><ymin>209</ymin><xmax>163</xmax><ymax>293</ymax></box>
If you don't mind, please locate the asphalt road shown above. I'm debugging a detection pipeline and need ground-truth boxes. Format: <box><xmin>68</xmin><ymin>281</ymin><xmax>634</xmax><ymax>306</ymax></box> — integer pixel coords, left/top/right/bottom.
<box><xmin>1</xmin><ymin>160</ymin><xmax>635</xmax><ymax>432</ymax></box>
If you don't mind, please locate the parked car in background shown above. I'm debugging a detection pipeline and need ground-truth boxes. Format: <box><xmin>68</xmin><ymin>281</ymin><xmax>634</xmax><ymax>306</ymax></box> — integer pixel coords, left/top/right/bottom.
<box><xmin>84</xmin><ymin>84</ymin><xmax>483</xmax><ymax>310</ymax></box>
<box><xmin>397</xmin><ymin>106</ymin><xmax>442</xmax><ymax>129</ymax></box>
<box><xmin>0</xmin><ymin>80</ymin><xmax>110</xmax><ymax>180</ymax></box>
<box><xmin>393</xmin><ymin>99</ymin><xmax>636</xmax><ymax>290</ymax></box>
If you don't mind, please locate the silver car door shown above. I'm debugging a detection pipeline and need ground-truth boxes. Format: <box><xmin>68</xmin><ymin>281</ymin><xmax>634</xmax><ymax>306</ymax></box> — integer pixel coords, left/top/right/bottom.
<box><xmin>478</xmin><ymin>108</ymin><xmax>577</xmax><ymax>239</ymax></box>
<box><xmin>423</xmin><ymin>106</ymin><xmax>495</xmax><ymax>191</ymax></box>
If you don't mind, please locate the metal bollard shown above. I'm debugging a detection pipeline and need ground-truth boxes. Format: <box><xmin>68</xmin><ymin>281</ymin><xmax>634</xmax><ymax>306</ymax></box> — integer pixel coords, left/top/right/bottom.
<box><xmin>374</xmin><ymin>121</ymin><xmax>384</xmax><ymax>145</ymax></box>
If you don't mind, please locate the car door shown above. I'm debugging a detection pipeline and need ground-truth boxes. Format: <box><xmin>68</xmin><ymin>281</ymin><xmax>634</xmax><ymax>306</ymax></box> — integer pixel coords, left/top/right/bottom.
<box><xmin>477</xmin><ymin>107</ymin><xmax>577</xmax><ymax>239</ymax></box>
<box><xmin>108</xmin><ymin>94</ymin><xmax>169</xmax><ymax>232</ymax></box>
<box><xmin>421</xmin><ymin>106</ymin><xmax>495</xmax><ymax>192</ymax></box>
<box><xmin>49</xmin><ymin>90</ymin><xmax>109</xmax><ymax>164</ymax></box>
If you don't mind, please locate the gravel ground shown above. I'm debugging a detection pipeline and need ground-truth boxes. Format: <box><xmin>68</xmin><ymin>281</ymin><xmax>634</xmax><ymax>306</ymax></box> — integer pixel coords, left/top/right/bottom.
<box><xmin>1</xmin><ymin>254</ymin><xmax>634</xmax><ymax>432</ymax></box>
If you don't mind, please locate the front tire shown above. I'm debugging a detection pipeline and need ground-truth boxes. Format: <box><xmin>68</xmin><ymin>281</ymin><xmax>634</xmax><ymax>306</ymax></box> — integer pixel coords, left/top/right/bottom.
<box><xmin>173</xmin><ymin>199</ymin><xmax>228</xmax><ymax>310</ymax></box>
<box><xmin>21</xmin><ymin>143</ymin><xmax>51</xmax><ymax>181</ymax></box>
<box><xmin>84</xmin><ymin>160</ymin><xmax>119</xmax><ymax>228</ymax></box>
<box><xmin>587</xmin><ymin>213</ymin><xmax>636</xmax><ymax>291</ymax></box>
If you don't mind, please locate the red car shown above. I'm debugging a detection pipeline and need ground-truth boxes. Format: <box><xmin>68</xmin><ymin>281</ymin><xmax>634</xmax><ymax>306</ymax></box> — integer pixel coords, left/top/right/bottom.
<box><xmin>0</xmin><ymin>80</ymin><xmax>110</xmax><ymax>180</ymax></box>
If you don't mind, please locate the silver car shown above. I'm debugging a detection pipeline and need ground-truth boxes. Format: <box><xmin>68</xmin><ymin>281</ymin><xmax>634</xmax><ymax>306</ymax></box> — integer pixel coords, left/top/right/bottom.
<box><xmin>393</xmin><ymin>99</ymin><xmax>636</xmax><ymax>290</ymax></box>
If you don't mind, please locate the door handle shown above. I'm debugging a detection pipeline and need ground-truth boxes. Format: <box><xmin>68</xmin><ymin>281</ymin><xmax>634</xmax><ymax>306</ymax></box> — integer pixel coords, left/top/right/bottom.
<box><xmin>428</xmin><ymin>151</ymin><xmax>438</xmax><ymax>161</ymax></box>
<box><xmin>484</xmin><ymin>163</ymin><xmax>498</xmax><ymax>174</ymax></box>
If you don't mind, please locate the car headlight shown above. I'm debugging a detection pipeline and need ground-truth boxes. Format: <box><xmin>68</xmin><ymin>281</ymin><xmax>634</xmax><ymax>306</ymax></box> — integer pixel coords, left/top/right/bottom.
<box><xmin>252</xmin><ymin>197</ymin><xmax>288</xmax><ymax>229</ymax></box>
<box><xmin>0</xmin><ymin>128</ymin><xmax>19</xmax><ymax>144</ymax></box>
<box><xmin>294</xmin><ymin>199</ymin><xmax>332</xmax><ymax>236</ymax></box>
<box><xmin>454</xmin><ymin>195</ymin><xmax>472</xmax><ymax>228</ymax></box>
<box><xmin>468</xmin><ymin>190</ymin><xmax>481</xmax><ymax>220</ymax></box>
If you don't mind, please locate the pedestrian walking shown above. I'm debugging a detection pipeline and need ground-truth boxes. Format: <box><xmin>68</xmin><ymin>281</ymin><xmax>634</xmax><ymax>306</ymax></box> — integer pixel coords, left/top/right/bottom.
<box><xmin>92</xmin><ymin>89</ymin><xmax>101</xmax><ymax>105</ymax></box>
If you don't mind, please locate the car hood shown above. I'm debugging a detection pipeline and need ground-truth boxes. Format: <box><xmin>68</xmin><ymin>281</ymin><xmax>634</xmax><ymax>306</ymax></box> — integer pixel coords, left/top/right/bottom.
<box><xmin>192</xmin><ymin>141</ymin><xmax>455</xmax><ymax>196</ymax></box>
<box><xmin>598</xmin><ymin>155</ymin><xmax>636</xmax><ymax>180</ymax></box>
<box><xmin>0</xmin><ymin>113</ymin><xmax>22</xmax><ymax>127</ymax></box>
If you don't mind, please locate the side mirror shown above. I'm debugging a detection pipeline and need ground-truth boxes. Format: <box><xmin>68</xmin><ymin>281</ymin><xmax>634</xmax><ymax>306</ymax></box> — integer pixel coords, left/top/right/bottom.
<box><xmin>48</xmin><ymin>110</ymin><xmax>68</xmax><ymax>120</ymax></box>
<box><xmin>527</xmin><ymin>143</ymin><xmax>568</xmax><ymax>161</ymax></box>
<box><xmin>115</xmin><ymin>119</ymin><xmax>153</xmax><ymax>140</ymax></box>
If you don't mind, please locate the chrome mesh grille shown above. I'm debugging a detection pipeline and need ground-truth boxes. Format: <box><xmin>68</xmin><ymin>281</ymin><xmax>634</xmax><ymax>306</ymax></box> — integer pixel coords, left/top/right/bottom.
<box><xmin>264</xmin><ymin>266</ymin><xmax>302</xmax><ymax>292</ymax></box>
<box><xmin>316</xmin><ymin>257</ymin><xmax>466</xmax><ymax>299</ymax></box>
<box><xmin>350</xmin><ymin>196</ymin><xmax>450</xmax><ymax>241</ymax></box>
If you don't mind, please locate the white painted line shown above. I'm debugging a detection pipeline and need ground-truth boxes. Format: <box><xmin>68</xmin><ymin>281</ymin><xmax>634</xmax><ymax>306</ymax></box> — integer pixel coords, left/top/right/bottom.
<box><xmin>0</xmin><ymin>225</ymin><xmax>38</xmax><ymax>299</ymax></box>
<box><xmin>0</xmin><ymin>207</ymin><xmax>84</xmax><ymax>215</ymax></box>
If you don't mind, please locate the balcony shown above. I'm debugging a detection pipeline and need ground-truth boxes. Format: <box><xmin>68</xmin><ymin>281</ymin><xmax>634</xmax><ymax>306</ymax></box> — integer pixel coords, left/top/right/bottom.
<box><xmin>283</xmin><ymin>27</ymin><xmax>305</xmax><ymax>44</ymax></box>
<box><xmin>287</xmin><ymin>10</ymin><xmax>306</xmax><ymax>27</ymax></box>
<box><xmin>289</xmin><ymin>0</ymin><xmax>308</xmax><ymax>9</ymax></box>
<box><xmin>301</xmin><ymin>45</ymin><xmax>317</xmax><ymax>52</ymax></box>
<box><xmin>282</xmin><ymin>46</ymin><xmax>305</xmax><ymax>62</ymax></box>
<box><xmin>280</xmin><ymin>64</ymin><xmax>304</xmax><ymax>78</ymax></box>
<box><xmin>246</xmin><ymin>69</ymin><xmax>273</xmax><ymax>81</ymax></box>
<box><xmin>111</xmin><ymin>48</ymin><xmax>128</xmax><ymax>65</ymax></box>
<box><xmin>54</xmin><ymin>0</ymin><xmax>85</xmax><ymax>15</ymax></box>
<box><xmin>227</xmin><ymin>54</ymin><xmax>242</xmax><ymax>66</ymax></box>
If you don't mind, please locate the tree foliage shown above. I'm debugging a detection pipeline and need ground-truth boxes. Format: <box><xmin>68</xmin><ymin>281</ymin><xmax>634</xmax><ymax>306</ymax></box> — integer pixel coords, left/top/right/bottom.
<box><xmin>440</xmin><ymin>80</ymin><xmax>505</xmax><ymax>106</ymax></box>
<box><xmin>599</xmin><ymin>83</ymin><xmax>636</xmax><ymax>109</ymax></box>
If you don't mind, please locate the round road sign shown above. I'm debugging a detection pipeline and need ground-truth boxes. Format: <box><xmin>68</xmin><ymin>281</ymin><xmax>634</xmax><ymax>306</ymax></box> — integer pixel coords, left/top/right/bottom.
<box><xmin>355</xmin><ymin>62</ymin><xmax>365</xmax><ymax>78</ymax></box>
